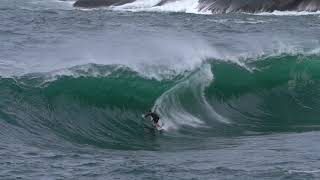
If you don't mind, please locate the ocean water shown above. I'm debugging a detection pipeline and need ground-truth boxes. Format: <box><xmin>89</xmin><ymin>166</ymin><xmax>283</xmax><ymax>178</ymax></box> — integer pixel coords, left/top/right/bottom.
<box><xmin>1</xmin><ymin>0</ymin><xmax>320</xmax><ymax>179</ymax></box>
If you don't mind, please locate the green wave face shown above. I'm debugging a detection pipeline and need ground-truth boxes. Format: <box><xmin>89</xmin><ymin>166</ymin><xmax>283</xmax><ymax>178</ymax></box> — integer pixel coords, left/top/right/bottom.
<box><xmin>207</xmin><ymin>55</ymin><xmax>320</xmax><ymax>132</ymax></box>
<box><xmin>1</xmin><ymin>55</ymin><xmax>320</xmax><ymax>150</ymax></box>
<box><xmin>0</xmin><ymin>66</ymin><xmax>178</xmax><ymax>150</ymax></box>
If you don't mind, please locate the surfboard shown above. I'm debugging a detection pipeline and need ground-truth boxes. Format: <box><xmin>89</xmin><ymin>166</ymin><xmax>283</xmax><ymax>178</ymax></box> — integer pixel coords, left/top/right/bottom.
<box><xmin>154</xmin><ymin>119</ymin><xmax>164</xmax><ymax>131</ymax></box>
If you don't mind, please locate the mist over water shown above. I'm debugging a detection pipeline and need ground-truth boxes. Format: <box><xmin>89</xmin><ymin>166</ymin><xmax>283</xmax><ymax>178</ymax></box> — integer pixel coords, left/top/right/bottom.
<box><xmin>1</xmin><ymin>0</ymin><xmax>320</xmax><ymax>179</ymax></box>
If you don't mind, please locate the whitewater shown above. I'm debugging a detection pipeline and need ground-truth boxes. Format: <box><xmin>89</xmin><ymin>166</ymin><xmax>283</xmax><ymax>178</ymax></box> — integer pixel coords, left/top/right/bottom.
<box><xmin>1</xmin><ymin>0</ymin><xmax>320</xmax><ymax>179</ymax></box>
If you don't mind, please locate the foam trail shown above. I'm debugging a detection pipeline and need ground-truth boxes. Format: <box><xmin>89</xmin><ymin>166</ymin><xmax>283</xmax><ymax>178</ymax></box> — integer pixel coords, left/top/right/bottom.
<box><xmin>154</xmin><ymin>64</ymin><xmax>229</xmax><ymax>130</ymax></box>
<box><xmin>255</xmin><ymin>10</ymin><xmax>320</xmax><ymax>16</ymax></box>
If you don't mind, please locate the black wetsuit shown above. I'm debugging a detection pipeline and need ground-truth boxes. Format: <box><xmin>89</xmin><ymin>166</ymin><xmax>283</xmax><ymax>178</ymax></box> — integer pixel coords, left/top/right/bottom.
<box><xmin>145</xmin><ymin>112</ymin><xmax>160</xmax><ymax>124</ymax></box>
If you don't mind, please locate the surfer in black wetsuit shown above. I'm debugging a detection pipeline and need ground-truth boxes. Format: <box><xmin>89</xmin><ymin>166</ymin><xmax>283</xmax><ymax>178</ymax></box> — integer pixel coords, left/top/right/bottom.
<box><xmin>144</xmin><ymin>109</ymin><xmax>160</xmax><ymax>128</ymax></box>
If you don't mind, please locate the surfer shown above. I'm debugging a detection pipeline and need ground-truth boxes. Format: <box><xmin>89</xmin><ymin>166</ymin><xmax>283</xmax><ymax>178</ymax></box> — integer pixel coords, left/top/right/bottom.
<box><xmin>144</xmin><ymin>109</ymin><xmax>160</xmax><ymax>128</ymax></box>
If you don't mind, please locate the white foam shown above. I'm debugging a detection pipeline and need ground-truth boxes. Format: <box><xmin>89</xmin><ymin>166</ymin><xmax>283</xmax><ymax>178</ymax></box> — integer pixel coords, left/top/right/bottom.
<box><xmin>112</xmin><ymin>0</ymin><xmax>210</xmax><ymax>14</ymax></box>
<box><xmin>154</xmin><ymin>64</ymin><xmax>229</xmax><ymax>131</ymax></box>
<box><xmin>149</xmin><ymin>0</ymin><xmax>210</xmax><ymax>14</ymax></box>
<box><xmin>255</xmin><ymin>10</ymin><xmax>320</xmax><ymax>16</ymax></box>
<box><xmin>113</xmin><ymin>0</ymin><xmax>161</xmax><ymax>11</ymax></box>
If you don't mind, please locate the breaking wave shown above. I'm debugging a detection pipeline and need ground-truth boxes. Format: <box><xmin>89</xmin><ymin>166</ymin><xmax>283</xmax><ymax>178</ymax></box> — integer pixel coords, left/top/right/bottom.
<box><xmin>1</xmin><ymin>54</ymin><xmax>320</xmax><ymax>149</ymax></box>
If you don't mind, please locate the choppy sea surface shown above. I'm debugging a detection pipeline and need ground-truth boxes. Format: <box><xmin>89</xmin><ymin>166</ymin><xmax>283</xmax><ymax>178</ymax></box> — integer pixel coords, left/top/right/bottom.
<box><xmin>1</xmin><ymin>0</ymin><xmax>320</xmax><ymax>179</ymax></box>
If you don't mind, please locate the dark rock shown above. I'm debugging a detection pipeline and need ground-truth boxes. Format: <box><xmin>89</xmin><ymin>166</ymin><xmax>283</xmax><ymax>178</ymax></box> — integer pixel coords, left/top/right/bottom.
<box><xmin>198</xmin><ymin>0</ymin><xmax>320</xmax><ymax>13</ymax></box>
<box><xmin>73</xmin><ymin>0</ymin><xmax>320</xmax><ymax>12</ymax></box>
